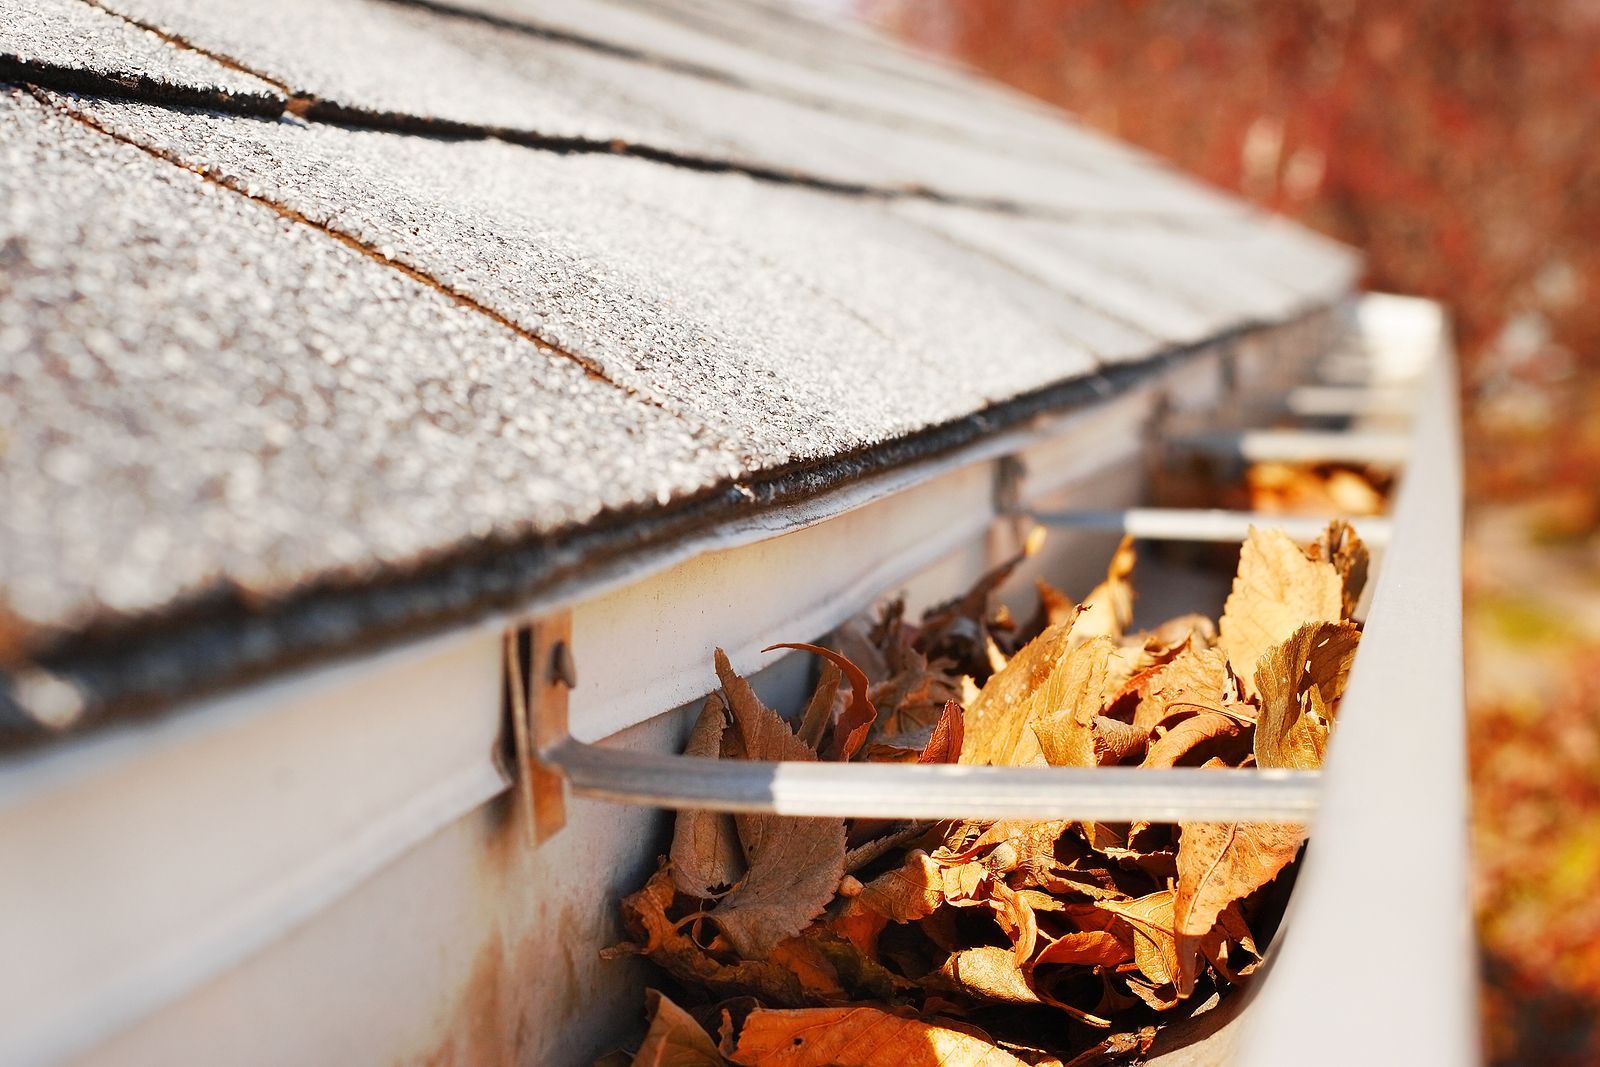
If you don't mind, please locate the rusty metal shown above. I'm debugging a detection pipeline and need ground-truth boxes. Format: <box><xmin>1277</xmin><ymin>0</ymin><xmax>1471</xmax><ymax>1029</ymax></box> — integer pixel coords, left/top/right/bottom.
<box><xmin>506</xmin><ymin>615</ymin><xmax>574</xmax><ymax>844</ymax></box>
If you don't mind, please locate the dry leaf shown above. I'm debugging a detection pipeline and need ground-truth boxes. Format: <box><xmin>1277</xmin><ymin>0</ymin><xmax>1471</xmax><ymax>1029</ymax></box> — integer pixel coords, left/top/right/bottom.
<box><xmin>1096</xmin><ymin>891</ymin><xmax>1182</xmax><ymax>990</ymax></box>
<box><xmin>1090</xmin><ymin>716</ymin><xmax>1146</xmax><ymax>765</ymax></box>
<box><xmin>1309</xmin><ymin>519</ymin><xmax>1371</xmax><ymax>619</ymax></box>
<box><xmin>1072</xmin><ymin>536</ymin><xmax>1137</xmax><ymax>644</ymax></box>
<box><xmin>959</xmin><ymin>620</ymin><xmax>1076</xmax><ymax>766</ymax></box>
<box><xmin>1172</xmin><ymin>822</ymin><xmax>1304</xmax><ymax>995</ymax></box>
<box><xmin>1031</xmin><ymin>638</ymin><xmax>1119</xmax><ymax>768</ymax></box>
<box><xmin>1033</xmin><ymin>930</ymin><xmax>1132</xmax><ymax>969</ymax></box>
<box><xmin>858</xmin><ymin>850</ymin><xmax>985</xmax><ymax>923</ymax></box>
<box><xmin>672</xmin><ymin>693</ymin><xmax>746</xmax><ymax>898</ymax></box>
<box><xmin>766</xmin><ymin>643</ymin><xmax>879</xmax><ymax>761</ymax></box>
<box><xmin>633</xmin><ymin>990</ymin><xmax>726</xmax><ymax>1067</ymax></box>
<box><xmin>1060</xmin><ymin>1025</ymin><xmax>1158</xmax><ymax>1067</ymax></box>
<box><xmin>610</xmin><ymin>866</ymin><xmax>816</xmax><ymax>1007</ymax></box>
<box><xmin>1132</xmin><ymin>641</ymin><xmax>1234</xmax><ymax>734</ymax></box>
<box><xmin>937</xmin><ymin>945</ymin><xmax>1042</xmax><ymax>1005</ymax></box>
<box><xmin>720</xmin><ymin>1006</ymin><xmax>1030</xmax><ymax>1067</ymax></box>
<box><xmin>1253</xmin><ymin>621</ymin><xmax>1361</xmax><ymax>770</ymax></box>
<box><xmin>1034</xmin><ymin>578</ymin><xmax>1079</xmax><ymax>629</ymax></box>
<box><xmin>1217</xmin><ymin>527</ymin><xmax>1343</xmax><ymax>697</ymax></box>
<box><xmin>917</xmin><ymin>700</ymin><xmax>965</xmax><ymax>764</ymax></box>
<box><xmin>1141</xmin><ymin>711</ymin><xmax>1245</xmax><ymax>769</ymax></box>
<box><xmin>710</xmin><ymin>651</ymin><xmax>847</xmax><ymax>959</ymax></box>
<box><xmin>796</xmin><ymin>660</ymin><xmax>840</xmax><ymax>750</ymax></box>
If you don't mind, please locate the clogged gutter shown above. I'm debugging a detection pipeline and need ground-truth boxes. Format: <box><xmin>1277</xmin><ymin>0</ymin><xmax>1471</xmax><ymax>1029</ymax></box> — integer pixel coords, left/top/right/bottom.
<box><xmin>605</xmin><ymin>520</ymin><xmax>1371</xmax><ymax>1065</ymax></box>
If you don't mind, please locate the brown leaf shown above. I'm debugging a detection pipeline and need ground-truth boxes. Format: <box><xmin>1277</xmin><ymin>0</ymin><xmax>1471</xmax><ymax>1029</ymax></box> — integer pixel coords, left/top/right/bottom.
<box><xmin>959</xmin><ymin>620</ymin><xmax>1075</xmax><ymax>766</ymax></box>
<box><xmin>1072</xmin><ymin>535</ymin><xmax>1137</xmax><ymax>644</ymax></box>
<box><xmin>859</xmin><ymin>851</ymin><xmax>984</xmax><ymax>923</ymax></box>
<box><xmin>937</xmin><ymin>945</ymin><xmax>1042</xmax><ymax>1005</ymax></box>
<box><xmin>1030</xmin><ymin>638</ymin><xmax>1119</xmax><ymax>768</ymax></box>
<box><xmin>1060</xmin><ymin>1026</ymin><xmax>1158</xmax><ymax>1067</ymax></box>
<box><xmin>796</xmin><ymin>659</ymin><xmax>840</xmax><ymax>750</ymax></box>
<box><xmin>968</xmin><ymin>820</ymin><xmax>1070</xmax><ymax>884</ymax></box>
<box><xmin>671</xmin><ymin>693</ymin><xmax>746</xmax><ymax>899</ymax></box>
<box><xmin>767</xmin><ymin>937</ymin><xmax>847</xmax><ymax>999</ymax></box>
<box><xmin>1090</xmin><ymin>716</ymin><xmax>1146</xmax><ymax>765</ymax></box>
<box><xmin>633</xmin><ymin>990</ymin><xmax>726</xmax><ymax>1067</ymax></box>
<box><xmin>766</xmin><ymin>643</ymin><xmax>879</xmax><ymax>761</ymax></box>
<box><xmin>917</xmin><ymin>700</ymin><xmax>965</xmax><ymax>764</ymax></box>
<box><xmin>710</xmin><ymin>651</ymin><xmax>847</xmax><ymax>959</ymax></box>
<box><xmin>720</xmin><ymin>1006</ymin><xmax>1030</xmax><ymax>1067</ymax></box>
<box><xmin>1033</xmin><ymin>930</ymin><xmax>1132</xmax><ymax>969</ymax></box>
<box><xmin>1253</xmin><ymin>621</ymin><xmax>1362</xmax><ymax>770</ymax></box>
<box><xmin>1309</xmin><ymin>519</ymin><xmax>1371</xmax><ymax>619</ymax></box>
<box><xmin>1034</xmin><ymin>577</ymin><xmax>1079</xmax><ymax>629</ymax></box>
<box><xmin>609</xmin><ymin>865</ymin><xmax>814</xmax><ymax>1007</ymax></box>
<box><xmin>1217</xmin><ymin>527</ymin><xmax>1344</xmax><ymax>697</ymax></box>
<box><xmin>1095</xmin><ymin>890</ymin><xmax>1181</xmax><ymax>989</ymax></box>
<box><xmin>1131</xmin><ymin>641</ymin><xmax>1234</xmax><ymax>735</ymax></box>
<box><xmin>1141</xmin><ymin>711</ymin><xmax>1245</xmax><ymax>769</ymax></box>
<box><xmin>1172</xmin><ymin>822</ymin><xmax>1304</xmax><ymax>995</ymax></box>
<box><xmin>1198</xmin><ymin>901</ymin><xmax>1261</xmax><ymax>985</ymax></box>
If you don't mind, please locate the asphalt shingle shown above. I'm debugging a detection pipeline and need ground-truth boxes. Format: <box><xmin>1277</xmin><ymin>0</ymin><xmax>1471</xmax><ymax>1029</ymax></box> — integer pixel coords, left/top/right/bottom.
<box><xmin>0</xmin><ymin>0</ymin><xmax>283</xmax><ymax>114</ymax></box>
<box><xmin>0</xmin><ymin>88</ymin><xmax>742</xmax><ymax>725</ymax></box>
<box><xmin>79</xmin><ymin>0</ymin><xmax>1247</xmax><ymax>217</ymax></box>
<box><xmin>0</xmin><ymin>1</ymin><xmax>1360</xmax><ymax>738</ymax></box>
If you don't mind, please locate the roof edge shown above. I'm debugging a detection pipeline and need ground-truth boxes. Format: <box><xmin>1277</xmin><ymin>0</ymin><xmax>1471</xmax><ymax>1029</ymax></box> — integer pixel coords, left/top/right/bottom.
<box><xmin>0</xmin><ymin>306</ymin><xmax>1346</xmax><ymax>749</ymax></box>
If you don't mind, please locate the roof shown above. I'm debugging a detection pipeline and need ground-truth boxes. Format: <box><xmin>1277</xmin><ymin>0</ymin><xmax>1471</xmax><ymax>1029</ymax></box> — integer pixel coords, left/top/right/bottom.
<box><xmin>0</xmin><ymin>0</ymin><xmax>1359</xmax><ymax>743</ymax></box>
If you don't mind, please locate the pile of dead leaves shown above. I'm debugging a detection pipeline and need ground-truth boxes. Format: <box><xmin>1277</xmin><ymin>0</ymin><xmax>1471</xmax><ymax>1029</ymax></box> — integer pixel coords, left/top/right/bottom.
<box><xmin>607</xmin><ymin>522</ymin><xmax>1369</xmax><ymax>1066</ymax></box>
<box><xmin>1241</xmin><ymin>462</ymin><xmax>1391</xmax><ymax>517</ymax></box>
<box><xmin>1155</xmin><ymin>455</ymin><xmax>1392</xmax><ymax>518</ymax></box>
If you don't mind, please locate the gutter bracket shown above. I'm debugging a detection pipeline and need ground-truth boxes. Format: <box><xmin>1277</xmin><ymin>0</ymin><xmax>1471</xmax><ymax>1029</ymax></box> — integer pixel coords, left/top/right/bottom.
<box><xmin>506</xmin><ymin>613</ymin><xmax>573</xmax><ymax>844</ymax></box>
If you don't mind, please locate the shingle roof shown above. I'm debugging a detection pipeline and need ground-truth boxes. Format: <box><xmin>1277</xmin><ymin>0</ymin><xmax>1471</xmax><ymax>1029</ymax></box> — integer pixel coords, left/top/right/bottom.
<box><xmin>0</xmin><ymin>0</ymin><xmax>1359</xmax><ymax>742</ymax></box>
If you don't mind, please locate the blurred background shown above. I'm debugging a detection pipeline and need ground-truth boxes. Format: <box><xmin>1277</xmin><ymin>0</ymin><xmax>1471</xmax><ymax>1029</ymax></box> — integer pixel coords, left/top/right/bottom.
<box><xmin>853</xmin><ymin>3</ymin><xmax>1600</xmax><ymax>1062</ymax></box>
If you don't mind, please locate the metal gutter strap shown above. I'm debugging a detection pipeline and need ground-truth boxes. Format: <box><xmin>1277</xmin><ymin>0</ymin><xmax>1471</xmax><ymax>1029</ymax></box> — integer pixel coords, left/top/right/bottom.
<box><xmin>1034</xmin><ymin>506</ymin><xmax>1393</xmax><ymax>546</ymax></box>
<box><xmin>545</xmin><ymin>738</ymin><xmax>1321</xmax><ymax>823</ymax></box>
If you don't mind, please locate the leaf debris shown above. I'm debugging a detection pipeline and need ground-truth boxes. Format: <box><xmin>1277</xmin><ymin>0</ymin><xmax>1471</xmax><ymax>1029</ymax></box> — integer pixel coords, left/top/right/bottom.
<box><xmin>614</xmin><ymin>523</ymin><xmax>1369</xmax><ymax>1065</ymax></box>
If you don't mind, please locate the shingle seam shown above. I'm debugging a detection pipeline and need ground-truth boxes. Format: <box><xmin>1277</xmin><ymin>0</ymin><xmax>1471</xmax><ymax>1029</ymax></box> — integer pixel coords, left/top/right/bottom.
<box><xmin>0</xmin><ymin>51</ymin><xmax>282</xmax><ymax>117</ymax></box>
<box><xmin>54</xmin><ymin>0</ymin><xmax>1250</xmax><ymax>228</ymax></box>
<box><xmin>0</xmin><ymin>308</ymin><xmax>1342</xmax><ymax>748</ymax></box>
<box><xmin>369</xmin><ymin>0</ymin><xmax>1128</xmax><ymax>177</ymax></box>
<box><xmin>78</xmin><ymin>0</ymin><xmax>300</xmax><ymax>101</ymax></box>
<box><xmin>25</xmin><ymin>85</ymin><xmax>731</xmax><ymax>452</ymax></box>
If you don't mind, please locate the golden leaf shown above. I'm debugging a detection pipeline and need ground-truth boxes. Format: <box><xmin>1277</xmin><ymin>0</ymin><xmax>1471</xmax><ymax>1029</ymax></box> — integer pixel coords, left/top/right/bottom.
<box><xmin>721</xmin><ymin>1006</ymin><xmax>1030</xmax><ymax>1066</ymax></box>
<box><xmin>1030</xmin><ymin>638</ymin><xmax>1120</xmax><ymax>768</ymax></box>
<box><xmin>958</xmin><ymin>620</ymin><xmax>1075</xmax><ymax>766</ymax></box>
<box><xmin>1172</xmin><ymin>821</ymin><xmax>1304</xmax><ymax>995</ymax></box>
<box><xmin>1131</xmin><ymin>640</ymin><xmax>1234</xmax><ymax>734</ymax></box>
<box><xmin>708</xmin><ymin>651</ymin><xmax>847</xmax><ymax>959</ymax></box>
<box><xmin>1217</xmin><ymin>527</ymin><xmax>1343</xmax><ymax>697</ymax></box>
<box><xmin>936</xmin><ymin>945</ymin><xmax>1042</xmax><ymax>1005</ymax></box>
<box><xmin>1141</xmin><ymin>711</ymin><xmax>1245</xmax><ymax>769</ymax></box>
<box><xmin>1096</xmin><ymin>890</ymin><xmax>1181</xmax><ymax>989</ymax></box>
<box><xmin>633</xmin><ymin>990</ymin><xmax>725</xmax><ymax>1067</ymax></box>
<box><xmin>1253</xmin><ymin>621</ymin><xmax>1361</xmax><ymax>770</ymax></box>
<box><xmin>1071</xmin><ymin>535</ymin><xmax>1137</xmax><ymax>644</ymax></box>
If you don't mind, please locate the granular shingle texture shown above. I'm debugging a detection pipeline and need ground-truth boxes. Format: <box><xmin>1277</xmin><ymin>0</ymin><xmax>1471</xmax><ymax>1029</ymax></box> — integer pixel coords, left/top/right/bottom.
<box><xmin>0</xmin><ymin>0</ymin><xmax>1359</xmax><ymax>740</ymax></box>
<box><xmin>0</xmin><ymin>88</ymin><xmax>740</xmax><ymax>729</ymax></box>
<box><xmin>0</xmin><ymin>0</ymin><xmax>283</xmax><ymax>114</ymax></box>
<box><xmin>80</xmin><ymin>0</ymin><xmax>1248</xmax><ymax>217</ymax></box>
